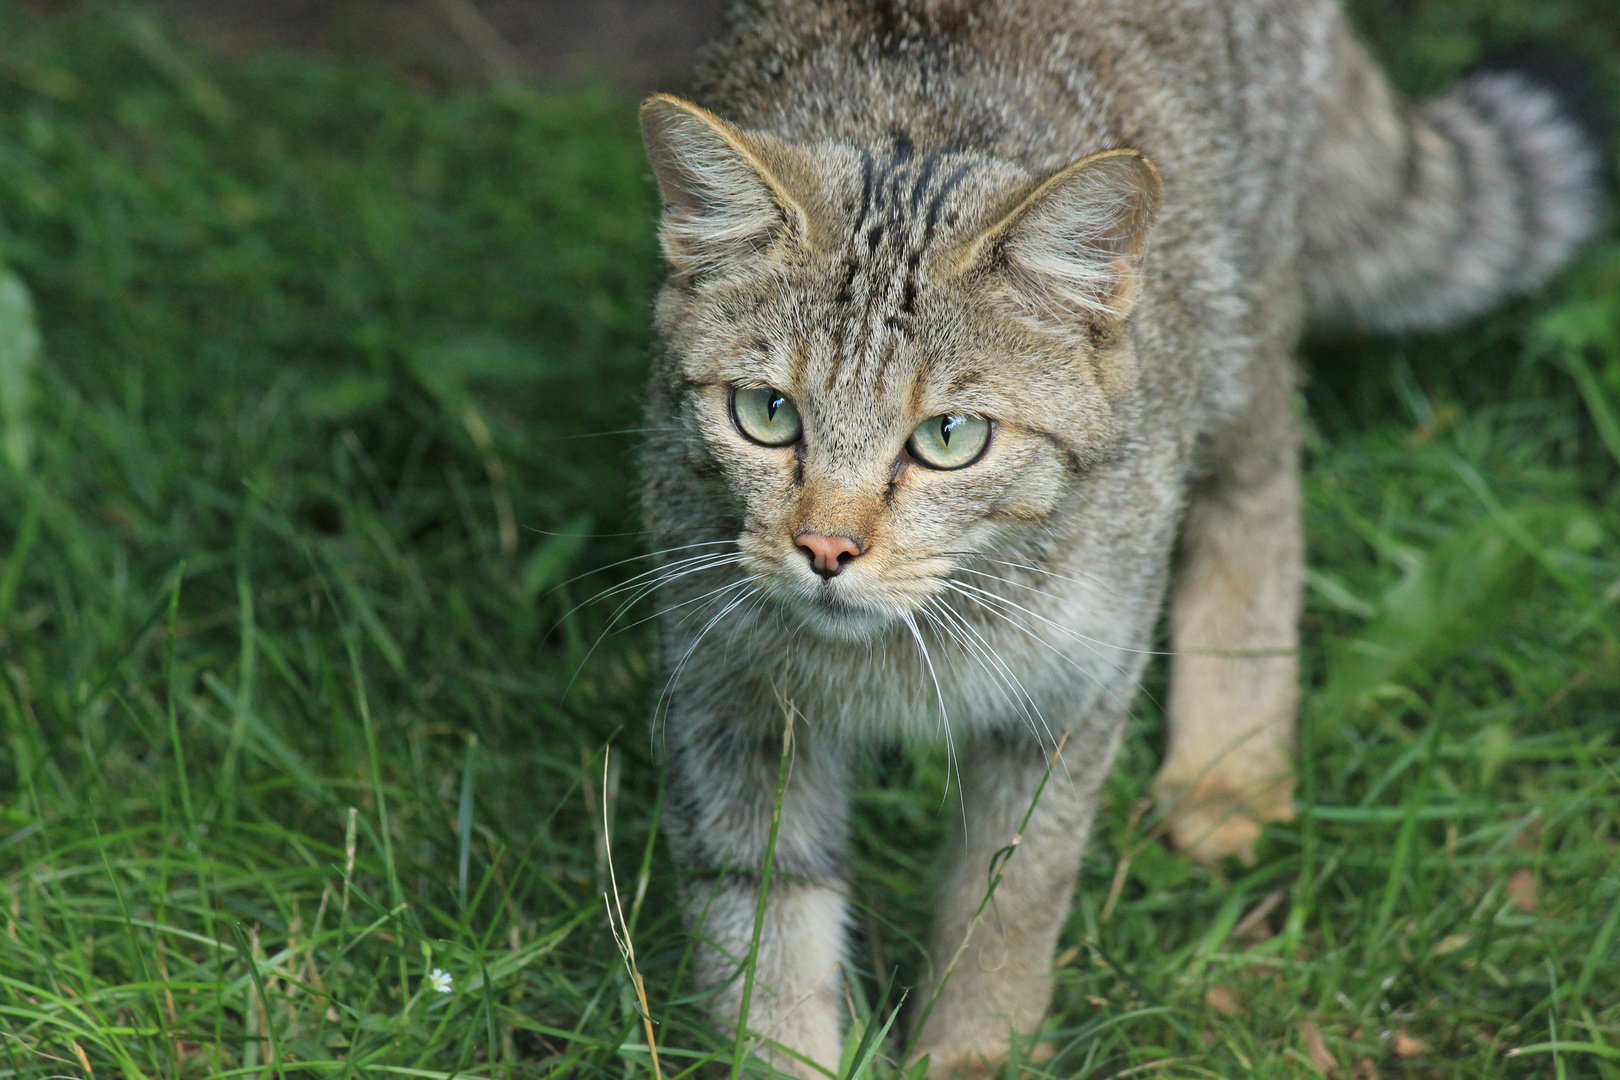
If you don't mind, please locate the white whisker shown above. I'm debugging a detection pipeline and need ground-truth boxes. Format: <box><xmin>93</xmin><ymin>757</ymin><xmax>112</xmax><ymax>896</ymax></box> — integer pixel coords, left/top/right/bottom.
<box><xmin>903</xmin><ymin>610</ymin><xmax>966</xmax><ymax>829</ymax></box>
<box><xmin>941</xmin><ymin>580</ymin><xmax>1136</xmax><ymax>716</ymax></box>
<box><xmin>550</xmin><ymin>548</ymin><xmax>743</xmax><ymax>637</ymax></box>
<box><xmin>582</xmin><ymin>549</ymin><xmax>743</xmax><ymax>611</ymax></box>
<box><xmin>600</xmin><ymin>555</ymin><xmax>745</xmax><ymax>624</ymax></box>
<box><xmin>543</xmin><ymin>538</ymin><xmax>740</xmax><ymax>600</ymax></box>
<box><xmin>924</xmin><ymin>598</ymin><xmax>1035</xmax><ymax>735</ymax></box>
<box><xmin>666</xmin><ymin>575</ymin><xmax>759</xmax><ymax>632</ymax></box>
<box><xmin>926</xmin><ymin>595</ymin><xmax>1062</xmax><ymax>762</ymax></box>
<box><xmin>947</xmin><ymin>577</ymin><xmax>1159</xmax><ymax>667</ymax></box>
<box><xmin>619</xmin><ymin>560</ymin><xmax>754</xmax><ymax>634</ymax></box>
<box><xmin>977</xmin><ymin>556</ymin><xmax>1125</xmax><ymax>603</ymax></box>
<box><xmin>654</xmin><ymin>583</ymin><xmax>762</xmax><ymax>741</ymax></box>
<box><xmin>559</xmin><ymin>553</ymin><xmax>747</xmax><ymax>704</ymax></box>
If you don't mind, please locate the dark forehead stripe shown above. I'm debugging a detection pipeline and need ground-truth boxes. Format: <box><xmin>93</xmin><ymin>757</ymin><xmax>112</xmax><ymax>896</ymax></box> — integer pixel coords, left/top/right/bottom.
<box><xmin>850</xmin><ymin>148</ymin><xmax>877</xmax><ymax>235</ymax></box>
<box><xmin>908</xmin><ymin>149</ymin><xmax>941</xmax><ymax>212</ymax></box>
<box><xmin>825</xmin><ymin>139</ymin><xmax>975</xmax><ymax>390</ymax></box>
<box><xmin>921</xmin><ymin>160</ymin><xmax>973</xmax><ymax>247</ymax></box>
<box><xmin>834</xmin><ymin>148</ymin><xmax>878</xmax><ymax>308</ymax></box>
<box><xmin>902</xmin><ymin>159</ymin><xmax>973</xmax><ymax>320</ymax></box>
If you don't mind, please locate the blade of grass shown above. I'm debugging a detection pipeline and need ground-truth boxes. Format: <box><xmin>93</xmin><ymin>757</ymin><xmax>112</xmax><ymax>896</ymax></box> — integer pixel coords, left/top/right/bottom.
<box><xmin>1369</xmin><ymin>707</ymin><xmax>1445</xmax><ymax>957</ymax></box>
<box><xmin>1572</xmin><ymin>887</ymin><xmax>1620</xmax><ymax>1010</ymax></box>
<box><xmin>0</xmin><ymin>492</ymin><xmax>39</xmax><ymax>628</ymax></box>
<box><xmin>343</xmin><ymin>629</ymin><xmax>406</xmax><ymax>999</ymax></box>
<box><xmin>844</xmin><ymin>968</ymin><xmax>902</xmax><ymax>1080</ymax></box>
<box><xmin>458</xmin><ymin>733</ymin><xmax>477</xmax><ymax>915</ymax></box>
<box><xmin>0</xmin><ymin>264</ymin><xmax>40</xmax><ymax>475</ymax></box>
<box><xmin>164</xmin><ymin>562</ymin><xmax>196</xmax><ymax>837</ymax></box>
<box><xmin>602</xmin><ymin>746</ymin><xmax>662</xmax><ymax>1080</ymax></box>
<box><xmin>902</xmin><ymin>732</ymin><xmax>1072</xmax><ymax>1064</ymax></box>
<box><xmin>729</xmin><ymin>698</ymin><xmax>797</xmax><ymax>1080</ymax></box>
<box><xmin>1563</xmin><ymin>347</ymin><xmax>1620</xmax><ymax>471</ymax></box>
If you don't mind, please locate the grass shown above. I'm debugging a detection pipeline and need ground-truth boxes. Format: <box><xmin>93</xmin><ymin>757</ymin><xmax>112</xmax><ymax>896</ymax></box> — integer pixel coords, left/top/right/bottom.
<box><xmin>0</xmin><ymin>2</ymin><xmax>1617</xmax><ymax>1078</ymax></box>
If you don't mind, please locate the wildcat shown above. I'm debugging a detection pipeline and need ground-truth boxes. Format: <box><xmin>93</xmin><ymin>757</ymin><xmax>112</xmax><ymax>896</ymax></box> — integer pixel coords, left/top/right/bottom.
<box><xmin>634</xmin><ymin>0</ymin><xmax>1600</xmax><ymax>1075</ymax></box>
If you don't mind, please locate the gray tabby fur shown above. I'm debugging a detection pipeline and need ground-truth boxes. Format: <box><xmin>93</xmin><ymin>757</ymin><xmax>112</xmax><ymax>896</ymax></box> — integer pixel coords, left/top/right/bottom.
<box><xmin>633</xmin><ymin>1</ymin><xmax>1601</xmax><ymax>1075</ymax></box>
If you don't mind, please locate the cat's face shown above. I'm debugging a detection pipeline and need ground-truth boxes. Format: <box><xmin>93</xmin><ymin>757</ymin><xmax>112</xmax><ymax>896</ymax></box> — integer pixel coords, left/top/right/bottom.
<box><xmin>643</xmin><ymin>96</ymin><xmax>1160</xmax><ymax>640</ymax></box>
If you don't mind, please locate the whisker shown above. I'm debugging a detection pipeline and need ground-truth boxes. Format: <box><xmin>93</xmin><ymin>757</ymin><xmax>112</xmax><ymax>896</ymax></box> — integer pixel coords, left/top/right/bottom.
<box><xmin>615</xmin><ymin>559</ymin><xmax>753</xmax><ymax>634</ymax></box>
<box><xmin>952</xmin><ymin>565</ymin><xmax>1104</xmax><ymax>608</ymax></box>
<box><xmin>945</xmin><ymin>576</ymin><xmax>1169</xmax><ymax>716</ymax></box>
<box><xmin>665</xmin><ymin>575</ymin><xmax>760</xmax><ymax>633</ymax></box>
<box><xmin>930</xmin><ymin>550</ymin><xmax>1129</xmax><ymax>608</ymax></box>
<box><xmin>941</xmin><ymin>580</ymin><xmax>1136</xmax><ymax>717</ymax></box>
<box><xmin>604</xmin><ymin>553</ymin><xmax>742</xmax><ymax>607</ymax></box>
<box><xmin>557</xmin><ymin>553</ymin><xmax>747</xmax><ymax>703</ymax></box>
<box><xmin>654</xmin><ymin>584</ymin><xmax>762</xmax><ymax>739</ymax></box>
<box><xmin>926</xmin><ymin>594</ymin><xmax>1062</xmax><ymax>762</ymax></box>
<box><xmin>575</xmin><ymin>554</ymin><xmax>744</xmax><ymax>631</ymax></box>
<box><xmin>956</xmin><ymin>570</ymin><xmax>1156</xmax><ymax>655</ymax></box>
<box><xmin>539</xmin><ymin>537</ymin><xmax>740</xmax><ymax>598</ymax></box>
<box><xmin>583</xmin><ymin>549</ymin><xmax>743</xmax><ymax>608</ymax></box>
<box><xmin>924</xmin><ymin>597</ymin><xmax>1037</xmax><ymax>740</ymax></box>
<box><xmin>903</xmin><ymin>610</ymin><xmax>967</xmax><ymax>830</ymax></box>
<box><xmin>530</xmin><ymin>426</ymin><xmax>685</xmax><ymax>442</ymax></box>
<box><xmin>978</xmin><ymin>556</ymin><xmax>1125</xmax><ymax>603</ymax></box>
<box><xmin>948</xmin><ymin>577</ymin><xmax>1162</xmax><ymax>665</ymax></box>
<box><xmin>568</xmin><ymin>555</ymin><xmax>744</xmax><ymax>653</ymax></box>
<box><xmin>719</xmin><ymin>588</ymin><xmax>776</xmax><ymax>656</ymax></box>
<box><xmin>936</xmin><ymin>595</ymin><xmax>1076</xmax><ymax>785</ymax></box>
<box><xmin>652</xmin><ymin>583</ymin><xmax>757</xmax><ymax>748</ymax></box>
<box><xmin>548</xmin><ymin>546</ymin><xmax>742</xmax><ymax>631</ymax></box>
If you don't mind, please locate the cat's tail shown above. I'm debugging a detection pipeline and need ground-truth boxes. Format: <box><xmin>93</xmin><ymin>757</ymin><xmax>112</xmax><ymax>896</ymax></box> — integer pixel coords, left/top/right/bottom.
<box><xmin>1299</xmin><ymin>27</ymin><xmax>1605</xmax><ymax>334</ymax></box>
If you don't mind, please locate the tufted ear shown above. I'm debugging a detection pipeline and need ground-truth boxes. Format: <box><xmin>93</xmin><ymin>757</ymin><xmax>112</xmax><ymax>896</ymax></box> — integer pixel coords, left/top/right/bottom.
<box><xmin>641</xmin><ymin>94</ymin><xmax>817</xmax><ymax>285</ymax></box>
<box><xmin>962</xmin><ymin>148</ymin><xmax>1163</xmax><ymax>329</ymax></box>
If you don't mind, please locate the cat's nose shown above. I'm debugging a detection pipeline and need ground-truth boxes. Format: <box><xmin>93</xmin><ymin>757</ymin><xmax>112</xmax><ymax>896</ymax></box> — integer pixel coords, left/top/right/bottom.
<box><xmin>795</xmin><ymin>533</ymin><xmax>862</xmax><ymax>579</ymax></box>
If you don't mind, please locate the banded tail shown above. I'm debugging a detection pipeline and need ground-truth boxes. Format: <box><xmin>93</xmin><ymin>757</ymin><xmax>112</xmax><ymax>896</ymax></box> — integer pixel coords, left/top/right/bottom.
<box><xmin>1302</xmin><ymin>29</ymin><xmax>1604</xmax><ymax>334</ymax></box>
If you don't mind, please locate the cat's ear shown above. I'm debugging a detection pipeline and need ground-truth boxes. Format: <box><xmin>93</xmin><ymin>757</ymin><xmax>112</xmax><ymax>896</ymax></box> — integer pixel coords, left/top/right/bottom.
<box><xmin>961</xmin><ymin>149</ymin><xmax>1163</xmax><ymax>328</ymax></box>
<box><xmin>641</xmin><ymin>94</ymin><xmax>819</xmax><ymax>284</ymax></box>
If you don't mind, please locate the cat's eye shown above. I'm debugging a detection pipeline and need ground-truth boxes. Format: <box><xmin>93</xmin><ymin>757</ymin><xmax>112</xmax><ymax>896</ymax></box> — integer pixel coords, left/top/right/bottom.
<box><xmin>731</xmin><ymin>387</ymin><xmax>803</xmax><ymax>447</ymax></box>
<box><xmin>907</xmin><ymin>413</ymin><xmax>990</xmax><ymax>470</ymax></box>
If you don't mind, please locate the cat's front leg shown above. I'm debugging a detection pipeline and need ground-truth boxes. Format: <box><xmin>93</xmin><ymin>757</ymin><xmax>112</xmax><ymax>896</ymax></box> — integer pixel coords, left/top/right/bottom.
<box><xmin>909</xmin><ymin>726</ymin><xmax>1119</xmax><ymax>1079</ymax></box>
<box><xmin>1155</xmin><ymin>357</ymin><xmax>1301</xmax><ymax>865</ymax></box>
<box><xmin>664</xmin><ymin>696</ymin><xmax>851</xmax><ymax>1078</ymax></box>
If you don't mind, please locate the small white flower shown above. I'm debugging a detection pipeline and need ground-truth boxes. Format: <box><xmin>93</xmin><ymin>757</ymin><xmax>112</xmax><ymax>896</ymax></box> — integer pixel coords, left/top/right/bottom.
<box><xmin>427</xmin><ymin>968</ymin><xmax>452</xmax><ymax>994</ymax></box>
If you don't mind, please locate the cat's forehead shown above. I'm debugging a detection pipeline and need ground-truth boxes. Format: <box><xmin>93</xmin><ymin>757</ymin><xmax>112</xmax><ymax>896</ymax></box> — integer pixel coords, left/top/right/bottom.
<box><xmin>818</xmin><ymin>142</ymin><xmax>975</xmax><ymax>379</ymax></box>
<box><xmin>837</xmin><ymin>136</ymin><xmax>983</xmax><ymax>263</ymax></box>
<box><xmin>771</xmin><ymin>140</ymin><xmax>1013</xmax><ymax>397</ymax></box>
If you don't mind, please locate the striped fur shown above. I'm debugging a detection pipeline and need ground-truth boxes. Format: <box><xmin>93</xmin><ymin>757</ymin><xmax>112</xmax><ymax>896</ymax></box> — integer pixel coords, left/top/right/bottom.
<box><xmin>634</xmin><ymin>2</ymin><xmax>1601</xmax><ymax>1075</ymax></box>
<box><xmin>1301</xmin><ymin>34</ymin><xmax>1601</xmax><ymax>331</ymax></box>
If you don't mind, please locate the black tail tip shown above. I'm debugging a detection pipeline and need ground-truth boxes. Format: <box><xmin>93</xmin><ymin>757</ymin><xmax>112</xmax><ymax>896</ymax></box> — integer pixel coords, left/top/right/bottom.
<box><xmin>1480</xmin><ymin>42</ymin><xmax>1616</xmax><ymax>189</ymax></box>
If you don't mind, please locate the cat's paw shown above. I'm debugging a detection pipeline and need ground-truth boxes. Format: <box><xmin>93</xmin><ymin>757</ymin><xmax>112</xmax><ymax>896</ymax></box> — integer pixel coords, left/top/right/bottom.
<box><xmin>1153</xmin><ymin>772</ymin><xmax>1295</xmax><ymax>865</ymax></box>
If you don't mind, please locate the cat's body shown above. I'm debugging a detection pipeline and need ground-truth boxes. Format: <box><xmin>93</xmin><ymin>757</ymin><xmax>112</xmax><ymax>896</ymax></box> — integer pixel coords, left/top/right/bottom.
<box><xmin>635</xmin><ymin>1</ymin><xmax>1599</xmax><ymax>1074</ymax></box>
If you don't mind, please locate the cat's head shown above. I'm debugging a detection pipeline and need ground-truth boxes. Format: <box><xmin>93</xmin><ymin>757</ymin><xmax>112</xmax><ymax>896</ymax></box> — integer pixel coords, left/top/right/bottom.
<box><xmin>641</xmin><ymin>95</ymin><xmax>1161</xmax><ymax>641</ymax></box>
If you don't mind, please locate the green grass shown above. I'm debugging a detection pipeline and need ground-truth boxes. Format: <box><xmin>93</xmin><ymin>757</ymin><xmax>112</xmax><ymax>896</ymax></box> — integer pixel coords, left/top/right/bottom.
<box><xmin>0</xmin><ymin>3</ymin><xmax>1617</xmax><ymax>1078</ymax></box>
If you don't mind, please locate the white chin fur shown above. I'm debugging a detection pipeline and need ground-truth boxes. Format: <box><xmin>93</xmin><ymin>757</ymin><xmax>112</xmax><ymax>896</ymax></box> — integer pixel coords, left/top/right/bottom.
<box><xmin>779</xmin><ymin>591</ymin><xmax>904</xmax><ymax>641</ymax></box>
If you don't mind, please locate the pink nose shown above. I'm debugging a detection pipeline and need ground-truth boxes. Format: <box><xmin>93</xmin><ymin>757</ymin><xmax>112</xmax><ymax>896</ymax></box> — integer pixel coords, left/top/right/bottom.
<box><xmin>795</xmin><ymin>533</ymin><xmax>862</xmax><ymax>579</ymax></box>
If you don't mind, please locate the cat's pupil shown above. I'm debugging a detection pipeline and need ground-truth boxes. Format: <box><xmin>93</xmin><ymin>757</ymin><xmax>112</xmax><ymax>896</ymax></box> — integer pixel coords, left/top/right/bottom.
<box><xmin>768</xmin><ymin>395</ymin><xmax>783</xmax><ymax>420</ymax></box>
<box><xmin>941</xmin><ymin>415</ymin><xmax>958</xmax><ymax>444</ymax></box>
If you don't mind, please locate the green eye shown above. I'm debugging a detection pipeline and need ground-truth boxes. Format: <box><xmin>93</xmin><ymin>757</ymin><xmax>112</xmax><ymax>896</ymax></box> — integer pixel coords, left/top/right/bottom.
<box><xmin>731</xmin><ymin>387</ymin><xmax>802</xmax><ymax>447</ymax></box>
<box><xmin>908</xmin><ymin>413</ymin><xmax>990</xmax><ymax>470</ymax></box>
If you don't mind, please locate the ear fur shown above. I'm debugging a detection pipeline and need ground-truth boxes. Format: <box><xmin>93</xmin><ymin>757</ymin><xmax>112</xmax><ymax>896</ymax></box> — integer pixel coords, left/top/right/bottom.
<box><xmin>640</xmin><ymin>94</ymin><xmax>816</xmax><ymax>284</ymax></box>
<box><xmin>961</xmin><ymin>149</ymin><xmax>1163</xmax><ymax>328</ymax></box>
